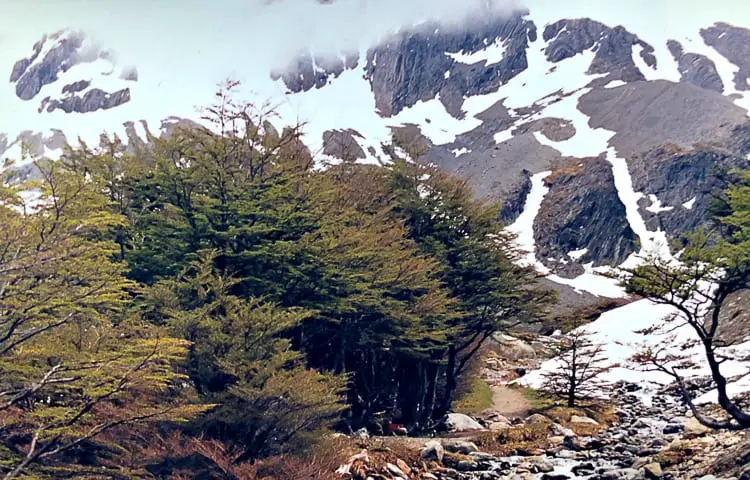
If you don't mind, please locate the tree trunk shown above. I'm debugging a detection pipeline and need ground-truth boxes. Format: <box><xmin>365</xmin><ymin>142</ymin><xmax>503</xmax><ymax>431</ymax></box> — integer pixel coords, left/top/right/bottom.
<box><xmin>703</xmin><ymin>340</ymin><xmax>750</xmax><ymax>427</ymax></box>
<box><xmin>438</xmin><ymin>345</ymin><xmax>457</xmax><ymax>417</ymax></box>
<box><xmin>425</xmin><ymin>363</ymin><xmax>438</xmax><ymax>426</ymax></box>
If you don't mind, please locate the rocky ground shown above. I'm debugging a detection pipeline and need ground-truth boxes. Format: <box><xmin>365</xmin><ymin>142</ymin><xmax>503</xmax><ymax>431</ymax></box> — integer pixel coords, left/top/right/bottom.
<box><xmin>335</xmin><ymin>336</ymin><xmax>750</xmax><ymax>480</ymax></box>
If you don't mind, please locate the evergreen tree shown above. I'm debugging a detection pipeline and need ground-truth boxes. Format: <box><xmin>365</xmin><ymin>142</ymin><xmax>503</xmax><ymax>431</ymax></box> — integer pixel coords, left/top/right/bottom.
<box><xmin>0</xmin><ymin>159</ymin><xmax>202</xmax><ymax>479</ymax></box>
<box><xmin>148</xmin><ymin>251</ymin><xmax>346</xmax><ymax>460</ymax></box>
<box><xmin>384</xmin><ymin>155</ymin><xmax>555</xmax><ymax>416</ymax></box>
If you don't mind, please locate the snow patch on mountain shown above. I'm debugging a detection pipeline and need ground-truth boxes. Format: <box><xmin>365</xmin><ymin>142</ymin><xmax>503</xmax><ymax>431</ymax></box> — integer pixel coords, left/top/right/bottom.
<box><xmin>445</xmin><ymin>37</ymin><xmax>507</xmax><ymax>65</ymax></box>
<box><xmin>645</xmin><ymin>194</ymin><xmax>675</xmax><ymax>214</ymax></box>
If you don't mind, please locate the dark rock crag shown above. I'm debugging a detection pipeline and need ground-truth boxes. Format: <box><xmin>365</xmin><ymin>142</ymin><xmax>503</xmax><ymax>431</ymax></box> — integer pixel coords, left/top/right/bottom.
<box><xmin>10</xmin><ymin>29</ymin><xmax>133</xmax><ymax>114</ymax></box>
<box><xmin>667</xmin><ymin>40</ymin><xmax>724</xmax><ymax>93</ymax></box>
<box><xmin>701</xmin><ymin>22</ymin><xmax>750</xmax><ymax>91</ymax></box>
<box><xmin>534</xmin><ymin>157</ymin><xmax>637</xmax><ymax>275</ymax></box>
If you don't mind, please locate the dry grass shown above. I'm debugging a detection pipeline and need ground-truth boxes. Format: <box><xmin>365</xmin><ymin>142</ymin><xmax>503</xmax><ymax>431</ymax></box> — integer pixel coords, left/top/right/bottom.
<box><xmin>653</xmin><ymin>442</ymin><xmax>697</xmax><ymax>468</ymax></box>
<box><xmin>542</xmin><ymin>404</ymin><xmax>618</xmax><ymax>436</ymax></box>
<box><xmin>544</xmin><ymin>160</ymin><xmax>585</xmax><ymax>184</ymax></box>
<box><xmin>474</xmin><ymin>420</ymin><xmax>555</xmax><ymax>456</ymax></box>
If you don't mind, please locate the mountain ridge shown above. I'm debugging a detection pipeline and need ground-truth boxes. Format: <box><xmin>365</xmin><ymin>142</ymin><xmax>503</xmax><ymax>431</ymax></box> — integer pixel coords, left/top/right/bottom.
<box><xmin>2</xmin><ymin>2</ymin><xmax>750</xmax><ymax>302</ymax></box>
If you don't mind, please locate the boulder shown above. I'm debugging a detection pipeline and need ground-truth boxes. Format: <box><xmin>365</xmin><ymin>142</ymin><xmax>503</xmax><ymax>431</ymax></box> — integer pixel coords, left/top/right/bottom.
<box><xmin>442</xmin><ymin>439</ymin><xmax>480</xmax><ymax>454</ymax></box>
<box><xmin>643</xmin><ymin>462</ymin><xmax>663</xmax><ymax>479</ymax></box>
<box><xmin>527</xmin><ymin>413</ymin><xmax>551</xmax><ymax>424</ymax></box>
<box><xmin>420</xmin><ymin>440</ymin><xmax>444</xmax><ymax>463</ymax></box>
<box><xmin>395</xmin><ymin>458</ymin><xmax>411</xmax><ymax>475</ymax></box>
<box><xmin>570</xmin><ymin>415</ymin><xmax>599</xmax><ymax>425</ymax></box>
<box><xmin>352</xmin><ymin>427</ymin><xmax>370</xmax><ymax>440</ymax></box>
<box><xmin>491</xmin><ymin>333</ymin><xmax>537</xmax><ymax>360</ymax></box>
<box><xmin>445</xmin><ymin>413</ymin><xmax>484</xmax><ymax>432</ymax></box>
<box><xmin>385</xmin><ymin>462</ymin><xmax>406</xmax><ymax>477</ymax></box>
<box><xmin>683</xmin><ymin>417</ymin><xmax>711</xmax><ymax>439</ymax></box>
<box><xmin>523</xmin><ymin>457</ymin><xmax>554</xmax><ymax>473</ymax></box>
<box><xmin>551</xmin><ymin>423</ymin><xmax>576</xmax><ymax>437</ymax></box>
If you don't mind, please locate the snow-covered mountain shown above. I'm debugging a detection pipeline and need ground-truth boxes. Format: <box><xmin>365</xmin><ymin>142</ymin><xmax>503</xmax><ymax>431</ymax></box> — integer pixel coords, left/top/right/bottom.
<box><xmin>2</xmin><ymin>0</ymin><xmax>750</xmax><ymax>303</ymax></box>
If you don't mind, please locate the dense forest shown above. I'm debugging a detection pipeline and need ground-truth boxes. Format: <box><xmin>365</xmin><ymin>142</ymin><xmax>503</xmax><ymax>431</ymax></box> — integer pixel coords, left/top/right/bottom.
<box><xmin>0</xmin><ymin>91</ymin><xmax>555</xmax><ymax>478</ymax></box>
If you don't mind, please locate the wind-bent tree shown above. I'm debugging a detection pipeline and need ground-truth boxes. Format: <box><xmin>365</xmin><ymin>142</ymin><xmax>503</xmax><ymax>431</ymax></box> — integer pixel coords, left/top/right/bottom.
<box><xmin>541</xmin><ymin>322</ymin><xmax>612</xmax><ymax>407</ymax></box>
<box><xmin>0</xmin><ymin>160</ymin><xmax>202</xmax><ymax>479</ymax></box>
<box><xmin>627</xmin><ymin>168</ymin><xmax>750</xmax><ymax>430</ymax></box>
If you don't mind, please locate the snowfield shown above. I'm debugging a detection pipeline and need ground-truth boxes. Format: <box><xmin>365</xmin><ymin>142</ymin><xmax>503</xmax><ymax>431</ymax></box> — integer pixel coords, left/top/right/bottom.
<box><xmin>518</xmin><ymin>298</ymin><xmax>750</xmax><ymax>407</ymax></box>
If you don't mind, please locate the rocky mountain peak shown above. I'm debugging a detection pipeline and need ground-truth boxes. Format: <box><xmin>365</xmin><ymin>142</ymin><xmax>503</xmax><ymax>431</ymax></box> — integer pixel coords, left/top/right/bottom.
<box><xmin>9</xmin><ymin>29</ymin><xmax>134</xmax><ymax>115</ymax></box>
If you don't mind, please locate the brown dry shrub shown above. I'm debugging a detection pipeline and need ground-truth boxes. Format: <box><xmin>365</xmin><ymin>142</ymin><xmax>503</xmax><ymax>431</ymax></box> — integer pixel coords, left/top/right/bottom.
<box><xmin>474</xmin><ymin>421</ymin><xmax>554</xmax><ymax>456</ymax></box>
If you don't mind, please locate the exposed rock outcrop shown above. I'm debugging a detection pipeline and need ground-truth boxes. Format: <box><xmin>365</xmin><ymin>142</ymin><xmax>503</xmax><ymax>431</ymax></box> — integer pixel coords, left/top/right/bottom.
<box><xmin>364</xmin><ymin>11</ymin><xmax>536</xmax><ymax>117</ymax></box>
<box><xmin>10</xmin><ymin>30</ymin><xmax>134</xmax><ymax>114</ymax></box>
<box><xmin>271</xmin><ymin>50</ymin><xmax>359</xmax><ymax>93</ymax></box>
<box><xmin>534</xmin><ymin>157</ymin><xmax>637</xmax><ymax>272</ymax></box>
<box><xmin>41</xmin><ymin>88</ymin><xmax>131</xmax><ymax>114</ymax></box>
<box><xmin>543</xmin><ymin>18</ymin><xmax>655</xmax><ymax>84</ymax></box>
<box><xmin>701</xmin><ymin>22</ymin><xmax>750</xmax><ymax>91</ymax></box>
<box><xmin>628</xmin><ymin>144</ymin><xmax>750</xmax><ymax>242</ymax></box>
<box><xmin>322</xmin><ymin>129</ymin><xmax>366</xmax><ymax>160</ymax></box>
<box><xmin>667</xmin><ymin>40</ymin><xmax>724</xmax><ymax>93</ymax></box>
<box><xmin>11</xmin><ymin>30</ymin><xmax>86</xmax><ymax>100</ymax></box>
<box><xmin>579</xmin><ymin>81</ymin><xmax>749</xmax><ymax>158</ymax></box>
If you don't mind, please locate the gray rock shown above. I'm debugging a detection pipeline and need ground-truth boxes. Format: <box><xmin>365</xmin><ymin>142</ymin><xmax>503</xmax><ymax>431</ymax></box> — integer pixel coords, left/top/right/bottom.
<box><xmin>442</xmin><ymin>439</ymin><xmax>480</xmax><ymax>454</ymax></box>
<box><xmin>322</xmin><ymin>129</ymin><xmax>366</xmax><ymax>160</ymax></box>
<box><xmin>701</xmin><ymin>22</ymin><xmax>750</xmax><ymax>91</ymax></box>
<box><xmin>42</xmin><ymin>88</ymin><xmax>131</xmax><ymax>114</ymax></box>
<box><xmin>363</xmin><ymin>11</ymin><xmax>536</xmax><ymax>117</ymax></box>
<box><xmin>543</xmin><ymin>18</ymin><xmax>654</xmax><ymax>83</ymax></box>
<box><xmin>421</xmin><ymin>440</ymin><xmax>445</xmax><ymax>463</ymax></box>
<box><xmin>13</xmin><ymin>30</ymin><xmax>86</xmax><ymax>101</ymax></box>
<box><xmin>444</xmin><ymin>413</ymin><xmax>484</xmax><ymax>432</ymax></box>
<box><xmin>579</xmin><ymin>80</ymin><xmax>749</xmax><ymax>159</ymax></box>
<box><xmin>535</xmin><ymin>156</ymin><xmax>637</xmax><ymax>272</ymax></box>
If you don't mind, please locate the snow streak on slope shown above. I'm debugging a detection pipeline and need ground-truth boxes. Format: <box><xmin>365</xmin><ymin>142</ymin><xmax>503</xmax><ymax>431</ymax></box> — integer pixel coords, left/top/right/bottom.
<box><xmin>507</xmin><ymin>171</ymin><xmax>552</xmax><ymax>272</ymax></box>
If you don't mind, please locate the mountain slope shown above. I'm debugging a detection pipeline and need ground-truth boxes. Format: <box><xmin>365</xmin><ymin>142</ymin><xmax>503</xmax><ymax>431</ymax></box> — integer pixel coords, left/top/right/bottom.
<box><xmin>1</xmin><ymin>0</ymin><xmax>750</xmax><ymax>301</ymax></box>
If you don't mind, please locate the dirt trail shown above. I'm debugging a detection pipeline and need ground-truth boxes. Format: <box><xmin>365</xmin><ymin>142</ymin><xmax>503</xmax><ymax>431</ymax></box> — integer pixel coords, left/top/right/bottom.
<box><xmin>490</xmin><ymin>384</ymin><xmax>531</xmax><ymax>419</ymax></box>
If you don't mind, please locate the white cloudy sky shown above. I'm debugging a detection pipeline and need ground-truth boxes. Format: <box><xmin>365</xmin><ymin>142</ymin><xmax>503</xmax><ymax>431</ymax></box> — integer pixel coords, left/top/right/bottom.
<box><xmin>1</xmin><ymin>0</ymin><xmax>749</xmax><ymax>88</ymax></box>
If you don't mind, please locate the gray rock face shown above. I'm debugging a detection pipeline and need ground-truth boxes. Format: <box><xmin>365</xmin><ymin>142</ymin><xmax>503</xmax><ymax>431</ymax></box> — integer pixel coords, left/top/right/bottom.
<box><xmin>11</xmin><ymin>30</ymin><xmax>86</xmax><ymax>100</ymax></box>
<box><xmin>10</xmin><ymin>30</ymin><xmax>134</xmax><ymax>114</ymax></box>
<box><xmin>434</xmin><ymin>132</ymin><xmax>562</xmax><ymax>213</ymax></box>
<box><xmin>579</xmin><ymin>81</ymin><xmax>749</xmax><ymax>158</ymax></box>
<box><xmin>61</xmin><ymin>80</ymin><xmax>92</xmax><ymax>95</ymax></box>
<box><xmin>701</xmin><ymin>22</ymin><xmax>750</xmax><ymax>91</ymax></box>
<box><xmin>364</xmin><ymin>11</ymin><xmax>536</xmax><ymax>117</ymax></box>
<box><xmin>322</xmin><ymin>129</ymin><xmax>366</xmax><ymax>160</ymax></box>
<box><xmin>543</xmin><ymin>18</ymin><xmax>654</xmax><ymax>83</ymax></box>
<box><xmin>41</xmin><ymin>88</ymin><xmax>131</xmax><ymax>114</ymax></box>
<box><xmin>534</xmin><ymin>157</ymin><xmax>637</xmax><ymax>272</ymax></box>
<box><xmin>666</xmin><ymin>40</ymin><xmax>724</xmax><ymax>93</ymax></box>
<box><xmin>629</xmin><ymin>144</ymin><xmax>750</xmax><ymax>242</ymax></box>
<box><xmin>271</xmin><ymin>50</ymin><xmax>359</xmax><ymax>93</ymax></box>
